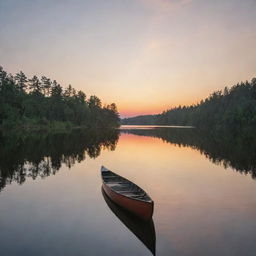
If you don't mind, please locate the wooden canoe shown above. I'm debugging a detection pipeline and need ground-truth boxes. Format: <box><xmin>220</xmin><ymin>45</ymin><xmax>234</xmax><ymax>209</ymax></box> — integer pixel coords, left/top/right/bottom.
<box><xmin>101</xmin><ymin>166</ymin><xmax>154</xmax><ymax>221</ymax></box>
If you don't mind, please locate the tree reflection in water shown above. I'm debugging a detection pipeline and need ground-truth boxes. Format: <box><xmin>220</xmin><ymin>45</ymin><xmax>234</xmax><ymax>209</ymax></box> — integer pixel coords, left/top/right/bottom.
<box><xmin>122</xmin><ymin>127</ymin><xmax>256</xmax><ymax>180</ymax></box>
<box><xmin>2</xmin><ymin>126</ymin><xmax>255</xmax><ymax>193</ymax></box>
<box><xmin>0</xmin><ymin>129</ymin><xmax>120</xmax><ymax>191</ymax></box>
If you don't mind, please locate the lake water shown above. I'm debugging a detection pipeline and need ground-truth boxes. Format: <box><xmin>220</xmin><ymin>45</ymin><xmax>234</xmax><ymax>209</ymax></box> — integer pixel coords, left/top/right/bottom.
<box><xmin>0</xmin><ymin>126</ymin><xmax>256</xmax><ymax>256</ymax></box>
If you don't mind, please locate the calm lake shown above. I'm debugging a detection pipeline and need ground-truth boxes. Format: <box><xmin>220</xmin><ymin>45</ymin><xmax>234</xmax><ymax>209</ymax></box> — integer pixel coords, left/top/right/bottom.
<box><xmin>0</xmin><ymin>126</ymin><xmax>256</xmax><ymax>256</ymax></box>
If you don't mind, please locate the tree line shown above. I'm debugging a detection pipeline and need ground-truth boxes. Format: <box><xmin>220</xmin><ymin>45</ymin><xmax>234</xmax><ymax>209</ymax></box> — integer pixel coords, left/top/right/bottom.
<box><xmin>122</xmin><ymin>77</ymin><xmax>256</xmax><ymax>130</ymax></box>
<box><xmin>0</xmin><ymin>66</ymin><xmax>120</xmax><ymax>129</ymax></box>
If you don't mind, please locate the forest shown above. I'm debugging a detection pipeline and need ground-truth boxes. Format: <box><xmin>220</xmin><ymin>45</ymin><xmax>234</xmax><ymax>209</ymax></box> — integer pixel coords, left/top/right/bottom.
<box><xmin>0</xmin><ymin>66</ymin><xmax>120</xmax><ymax>130</ymax></box>
<box><xmin>122</xmin><ymin>78</ymin><xmax>256</xmax><ymax>130</ymax></box>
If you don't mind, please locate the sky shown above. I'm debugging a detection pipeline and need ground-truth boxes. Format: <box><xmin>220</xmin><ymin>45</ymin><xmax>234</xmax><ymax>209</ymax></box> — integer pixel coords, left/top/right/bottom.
<box><xmin>0</xmin><ymin>0</ymin><xmax>256</xmax><ymax>117</ymax></box>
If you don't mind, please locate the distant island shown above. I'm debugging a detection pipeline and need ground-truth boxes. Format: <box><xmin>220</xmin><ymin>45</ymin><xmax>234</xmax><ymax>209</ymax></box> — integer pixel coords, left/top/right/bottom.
<box><xmin>122</xmin><ymin>77</ymin><xmax>256</xmax><ymax>130</ymax></box>
<box><xmin>0</xmin><ymin>66</ymin><xmax>120</xmax><ymax>131</ymax></box>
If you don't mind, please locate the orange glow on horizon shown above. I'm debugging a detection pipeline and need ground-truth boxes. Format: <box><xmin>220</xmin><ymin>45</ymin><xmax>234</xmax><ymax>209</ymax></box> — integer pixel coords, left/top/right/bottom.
<box><xmin>118</xmin><ymin>101</ymin><xmax>173</xmax><ymax>118</ymax></box>
<box><xmin>121</xmin><ymin>109</ymin><xmax>162</xmax><ymax>118</ymax></box>
<box><xmin>118</xmin><ymin>96</ymin><xmax>204</xmax><ymax>118</ymax></box>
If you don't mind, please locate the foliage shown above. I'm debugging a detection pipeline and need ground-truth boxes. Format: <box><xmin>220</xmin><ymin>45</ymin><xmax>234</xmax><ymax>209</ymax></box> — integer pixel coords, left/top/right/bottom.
<box><xmin>0</xmin><ymin>66</ymin><xmax>120</xmax><ymax>130</ymax></box>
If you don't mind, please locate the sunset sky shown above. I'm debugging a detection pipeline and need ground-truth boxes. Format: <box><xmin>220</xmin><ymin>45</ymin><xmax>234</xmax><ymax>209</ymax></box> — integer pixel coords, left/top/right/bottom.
<box><xmin>1</xmin><ymin>0</ymin><xmax>256</xmax><ymax>117</ymax></box>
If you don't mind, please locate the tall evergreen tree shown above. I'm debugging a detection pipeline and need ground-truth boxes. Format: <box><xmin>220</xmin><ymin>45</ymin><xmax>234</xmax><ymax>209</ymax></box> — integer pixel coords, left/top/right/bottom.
<box><xmin>41</xmin><ymin>76</ymin><xmax>52</xmax><ymax>96</ymax></box>
<box><xmin>29</xmin><ymin>75</ymin><xmax>41</xmax><ymax>94</ymax></box>
<box><xmin>14</xmin><ymin>71</ymin><xmax>27</xmax><ymax>92</ymax></box>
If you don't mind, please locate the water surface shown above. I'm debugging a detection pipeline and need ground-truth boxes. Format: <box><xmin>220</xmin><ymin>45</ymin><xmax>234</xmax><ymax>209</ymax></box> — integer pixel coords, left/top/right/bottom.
<box><xmin>0</xmin><ymin>126</ymin><xmax>256</xmax><ymax>256</ymax></box>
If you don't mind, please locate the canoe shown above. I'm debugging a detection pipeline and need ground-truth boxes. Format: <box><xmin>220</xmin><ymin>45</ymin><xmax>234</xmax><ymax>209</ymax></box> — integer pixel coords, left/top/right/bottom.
<box><xmin>101</xmin><ymin>166</ymin><xmax>154</xmax><ymax>221</ymax></box>
<box><xmin>102</xmin><ymin>188</ymin><xmax>156</xmax><ymax>255</ymax></box>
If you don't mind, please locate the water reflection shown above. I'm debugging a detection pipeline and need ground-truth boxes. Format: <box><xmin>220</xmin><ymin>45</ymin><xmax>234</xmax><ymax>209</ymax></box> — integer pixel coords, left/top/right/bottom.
<box><xmin>102</xmin><ymin>188</ymin><xmax>156</xmax><ymax>255</ymax></box>
<box><xmin>0</xmin><ymin>129</ymin><xmax>120</xmax><ymax>192</ymax></box>
<box><xmin>0</xmin><ymin>126</ymin><xmax>255</xmax><ymax>255</ymax></box>
<box><xmin>1</xmin><ymin>125</ymin><xmax>255</xmax><ymax>194</ymax></box>
<box><xmin>121</xmin><ymin>127</ymin><xmax>256</xmax><ymax>180</ymax></box>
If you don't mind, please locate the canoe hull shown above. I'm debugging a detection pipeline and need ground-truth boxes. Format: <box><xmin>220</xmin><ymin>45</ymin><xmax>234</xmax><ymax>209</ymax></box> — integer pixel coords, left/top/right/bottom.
<box><xmin>102</xmin><ymin>182</ymin><xmax>154</xmax><ymax>221</ymax></box>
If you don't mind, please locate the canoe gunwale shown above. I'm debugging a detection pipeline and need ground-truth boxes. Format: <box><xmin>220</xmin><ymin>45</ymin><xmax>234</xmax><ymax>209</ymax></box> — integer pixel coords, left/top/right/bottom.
<box><xmin>102</xmin><ymin>180</ymin><xmax>154</xmax><ymax>205</ymax></box>
<box><xmin>101</xmin><ymin>166</ymin><xmax>153</xmax><ymax>204</ymax></box>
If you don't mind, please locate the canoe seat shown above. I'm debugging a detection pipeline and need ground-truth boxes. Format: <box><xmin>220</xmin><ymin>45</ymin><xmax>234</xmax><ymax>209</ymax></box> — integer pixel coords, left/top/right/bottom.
<box><xmin>102</xmin><ymin>168</ymin><xmax>152</xmax><ymax>202</ymax></box>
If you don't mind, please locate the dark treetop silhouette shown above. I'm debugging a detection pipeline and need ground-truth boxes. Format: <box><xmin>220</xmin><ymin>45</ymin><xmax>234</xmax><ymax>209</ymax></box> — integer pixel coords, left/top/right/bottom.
<box><xmin>0</xmin><ymin>66</ymin><xmax>120</xmax><ymax>130</ymax></box>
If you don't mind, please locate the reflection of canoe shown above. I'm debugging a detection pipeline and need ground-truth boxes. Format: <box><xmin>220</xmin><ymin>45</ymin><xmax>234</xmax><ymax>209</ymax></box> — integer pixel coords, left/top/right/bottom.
<box><xmin>102</xmin><ymin>188</ymin><xmax>156</xmax><ymax>255</ymax></box>
<box><xmin>101</xmin><ymin>166</ymin><xmax>154</xmax><ymax>221</ymax></box>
